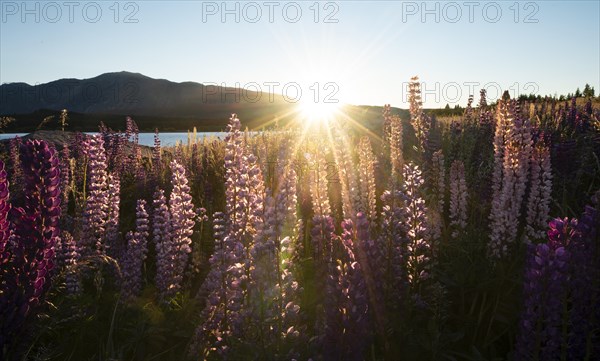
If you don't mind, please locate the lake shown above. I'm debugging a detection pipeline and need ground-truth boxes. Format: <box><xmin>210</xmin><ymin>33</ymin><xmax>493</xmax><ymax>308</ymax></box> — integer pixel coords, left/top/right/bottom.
<box><xmin>0</xmin><ymin>132</ymin><xmax>229</xmax><ymax>147</ymax></box>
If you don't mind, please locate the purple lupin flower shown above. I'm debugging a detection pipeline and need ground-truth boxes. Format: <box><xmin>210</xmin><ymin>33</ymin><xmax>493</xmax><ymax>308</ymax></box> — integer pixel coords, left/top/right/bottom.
<box><xmin>192</xmin><ymin>115</ymin><xmax>256</xmax><ymax>358</ymax></box>
<box><xmin>430</xmin><ymin>150</ymin><xmax>445</xmax><ymax>240</ymax></box>
<box><xmin>0</xmin><ymin>140</ymin><xmax>61</xmax><ymax>350</ymax></box>
<box><xmin>524</xmin><ymin>142</ymin><xmax>552</xmax><ymax>244</ymax></box>
<box><xmin>59</xmin><ymin>145</ymin><xmax>70</xmax><ymax>219</ymax></box>
<box><xmin>191</xmin><ymin>212</ymin><xmax>246</xmax><ymax>359</ymax></box>
<box><xmin>402</xmin><ymin>163</ymin><xmax>433</xmax><ymax>288</ymax></box>
<box><xmin>81</xmin><ymin>134</ymin><xmax>109</xmax><ymax>256</ymax></box>
<box><xmin>515</xmin><ymin>218</ymin><xmax>573</xmax><ymax>361</ymax></box>
<box><xmin>71</xmin><ymin>131</ymin><xmax>89</xmax><ymax>161</ymax></box>
<box><xmin>153</xmin><ymin>188</ymin><xmax>173</xmax><ymax>302</ymax></box>
<box><xmin>379</xmin><ymin>188</ymin><xmax>406</xmax><ymax>308</ymax></box>
<box><xmin>105</xmin><ymin>173</ymin><xmax>121</xmax><ymax>258</ymax></box>
<box><xmin>8</xmin><ymin>136</ymin><xmax>22</xmax><ymax>192</ymax></box>
<box><xmin>385</xmin><ymin>106</ymin><xmax>404</xmax><ymax>184</ymax></box>
<box><xmin>121</xmin><ymin>199</ymin><xmax>149</xmax><ymax>301</ymax></box>
<box><xmin>357</xmin><ymin>137</ymin><xmax>378</xmax><ymax>227</ymax></box>
<box><xmin>449</xmin><ymin>160</ymin><xmax>468</xmax><ymax>239</ymax></box>
<box><xmin>567</xmin><ymin>205</ymin><xmax>599</xmax><ymax>359</ymax></box>
<box><xmin>245</xmin><ymin>164</ymin><xmax>301</xmax><ymax>357</ymax></box>
<box><xmin>323</xmin><ymin>219</ymin><xmax>371</xmax><ymax>361</ymax></box>
<box><xmin>432</xmin><ymin>150</ymin><xmax>445</xmax><ymax>213</ymax></box>
<box><xmin>464</xmin><ymin>94</ymin><xmax>475</xmax><ymax>124</ymax></box>
<box><xmin>152</xmin><ymin>128</ymin><xmax>162</xmax><ymax>180</ymax></box>
<box><xmin>56</xmin><ymin>231</ymin><xmax>81</xmax><ymax>295</ymax></box>
<box><xmin>70</xmin><ymin>133</ymin><xmax>90</xmax><ymax>200</ymax></box>
<box><xmin>0</xmin><ymin>161</ymin><xmax>10</xmax><ymax>266</ymax></box>
<box><xmin>409</xmin><ymin>76</ymin><xmax>431</xmax><ymax>155</ymax></box>
<box><xmin>274</xmin><ymin>166</ymin><xmax>304</xmax><ymax>355</ymax></box>
<box><xmin>167</xmin><ymin>160</ymin><xmax>196</xmax><ymax>296</ymax></box>
<box><xmin>354</xmin><ymin>212</ymin><xmax>387</xmax><ymax>343</ymax></box>
<box><xmin>190</xmin><ymin>142</ymin><xmax>202</xmax><ymax>182</ymax></box>
<box><xmin>124</xmin><ymin>116</ymin><xmax>140</xmax><ymax>175</ymax></box>
<box><xmin>332</xmin><ymin>125</ymin><xmax>360</xmax><ymax>220</ymax></box>
<box><xmin>478</xmin><ymin>89</ymin><xmax>493</xmax><ymax>127</ymax></box>
<box><xmin>489</xmin><ymin>98</ymin><xmax>533</xmax><ymax>259</ymax></box>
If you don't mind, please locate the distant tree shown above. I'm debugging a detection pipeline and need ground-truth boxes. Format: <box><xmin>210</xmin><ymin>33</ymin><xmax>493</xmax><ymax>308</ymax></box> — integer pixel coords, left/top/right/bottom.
<box><xmin>445</xmin><ymin>103</ymin><xmax>450</xmax><ymax>110</ymax></box>
<box><xmin>575</xmin><ymin>87</ymin><xmax>581</xmax><ymax>98</ymax></box>
<box><xmin>582</xmin><ymin>84</ymin><xmax>595</xmax><ymax>97</ymax></box>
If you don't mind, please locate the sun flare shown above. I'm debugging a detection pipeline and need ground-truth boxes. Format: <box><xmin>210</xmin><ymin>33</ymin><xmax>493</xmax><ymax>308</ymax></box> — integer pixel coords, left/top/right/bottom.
<box><xmin>298</xmin><ymin>100</ymin><xmax>341</xmax><ymax>124</ymax></box>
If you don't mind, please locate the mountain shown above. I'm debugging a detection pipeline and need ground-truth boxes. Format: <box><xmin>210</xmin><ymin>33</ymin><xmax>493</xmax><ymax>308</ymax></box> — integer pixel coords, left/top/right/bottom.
<box><xmin>0</xmin><ymin>72</ymin><xmax>398</xmax><ymax>132</ymax></box>
<box><xmin>0</xmin><ymin>71</ymin><xmax>295</xmax><ymax>115</ymax></box>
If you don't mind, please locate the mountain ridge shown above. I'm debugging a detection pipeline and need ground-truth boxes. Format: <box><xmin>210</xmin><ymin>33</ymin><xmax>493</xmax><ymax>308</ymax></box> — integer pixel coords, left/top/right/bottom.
<box><xmin>0</xmin><ymin>71</ymin><xmax>291</xmax><ymax>117</ymax></box>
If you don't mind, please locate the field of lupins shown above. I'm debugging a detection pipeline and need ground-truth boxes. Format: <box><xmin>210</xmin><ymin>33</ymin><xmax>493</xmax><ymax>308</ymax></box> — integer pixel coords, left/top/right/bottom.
<box><xmin>0</xmin><ymin>78</ymin><xmax>599</xmax><ymax>361</ymax></box>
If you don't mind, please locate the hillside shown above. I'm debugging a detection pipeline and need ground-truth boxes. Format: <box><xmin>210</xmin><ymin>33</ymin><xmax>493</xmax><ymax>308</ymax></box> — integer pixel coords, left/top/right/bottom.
<box><xmin>0</xmin><ymin>72</ymin><xmax>406</xmax><ymax>132</ymax></box>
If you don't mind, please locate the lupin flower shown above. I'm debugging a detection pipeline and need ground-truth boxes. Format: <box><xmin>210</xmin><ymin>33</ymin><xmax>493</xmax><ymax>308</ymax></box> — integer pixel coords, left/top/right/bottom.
<box><xmin>429</xmin><ymin>150</ymin><xmax>445</xmax><ymax>240</ymax></box>
<box><xmin>449</xmin><ymin>160</ymin><xmax>468</xmax><ymax>238</ymax></box>
<box><xmin>323</xmin><ymin>219</ymin><xmax>370</xmax><ymax>361</ymax></box>
<box><xmin>515</xmin><ymin>218</ymin><xmax>573</xmax><ymax>360</ymax></box>
<box><xmin>190</xmin><ymin>142</ymin><xmax>202</xmax><ymax>183</ymax></box>
<box><xmin>246</xmin><ymin>165</ymin><xmax>301</xmax><ymax>357</ymax></box>
<box><xmin>153</xmin><ymin>188</ymin><xmax>173</xmax><ymax>301</ymax></box>
<box><xmin>152</xmin><ymin>128</ymin><xmax>162</xmax><ymax>175</ymax></box>
<box><xmin>378</xmin><ymin>188</ymin><xmax>407</xmax><ymax>307</ymax></box>
<box><xmin>524</xmin><ymin>142</ymin><xmax>552</xmax><ymax>243</ymax></box>
<box><xmin>71</xmin><ymin>131</ymin><xmax>90</xmax><ymax>161</ymax></box>
<box><xmin>478</xmin><ymin>89</ymin><xmax>489</xmax><ymax>119</ymax></box>
<box><xmin>0</xmin><ymin>161</ymin><xmax>10</xmax><ymax>266</ymax></box>
<box><xmin>463</xmin><ymin>94</ymin><xmax>474</xmax><ymax>124</ymax></box>
<box><xmin>402</xmin><ymin>163</ymin><xmax>433</xmax><ymax>287</ymax></box>
<box><xmin>354</xmin><ymin>212</ymin><xmax>386</xmax><ymax>345</ymax></box>
<box><xmin>192</xmin><ymin>115</ymin><xmax>261</xmax><ymax>358</ymax></box>
<box><xmin>81</xmin><ymin>134</ymin><xmax>109</xmax><ymax>256</ymax></box>
<box><xmin>0</xmin><ymin>140</ymin><xmax>61</xmax><ymax>350</ymax></box>
<box><xmin>567</xmin><ymin>205</ymin><xmax>599</xmax><ymax>359</ymax></box>
<box><xmin>191</xmin><ymin>212</ymin><xmax>246</xmax><ymax>358</ymax></box>
<box><xmin>124</xmin><ymin>117</ymin><xmax>140</xmax><ymax>175</ymax></box>
<box><xmin>121</xmin><ymin>199</ymin><xmax>149</xmax><ymax>301</ymax></box>
<box><xmin>59</xmin><ymin>145</ymin><xmax>70</xmax><ymax>218</ymax></box>
<box><xmin>488</xmin><ymin>98</ymin><xmax>533</xmax><ymax>259</ymax></box>
<box><xmin>332</xmin><ymin>125</ymin><xmax>361</xmax><ymax>220</ymax></box>
<box><xmin>57</xmin><ymin>231</ymin><xmax>81</xmax><ymax>295</ymax></box>
<box><xmin>105</xmin><ymin>173</ymin><xmax>121</xmax><ymax>258</ymax></box>
<box><xmin>409</xmin><ymin>76</ymin><xmax>431</xmax><ymax>154</ymax></box>
<box><xmin>167</xmin><ymin>160</ymin><xmax>196</xmax><ymax>296</ymax></box>
<box><xmin>357</xmin><ymin>137</ymin><xmax>378</xmax><ymax>226</ymax></box>
<box><xmin>8</xmin><ymin>136</ymin><xmax>22</xmax><ymax>190</ymax></box>
<box><xmin>385</xmin><ymin>106</ymin><xmax>404</xmax><ymax>184</ymax></box>
<box><xmin>432</xmin><ymin>150</ymin><xmax>445</xmax><ymax>213</ymax></box>
<box><xmin>308</xmin><ymin>151</ymin><xmax>332</xmax><ymax>219</ymax></box>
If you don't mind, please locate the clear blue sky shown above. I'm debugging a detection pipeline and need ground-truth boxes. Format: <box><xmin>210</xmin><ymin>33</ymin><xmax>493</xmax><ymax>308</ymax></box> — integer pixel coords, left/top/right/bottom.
<box><xmin>1</xmin><ymin>0</ymin><xmax>599</xmax><ymax>107</ymax></box>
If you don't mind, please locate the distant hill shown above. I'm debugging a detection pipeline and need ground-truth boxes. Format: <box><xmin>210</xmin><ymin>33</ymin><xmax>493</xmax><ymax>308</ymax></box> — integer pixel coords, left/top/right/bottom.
<box><xmin>0</xmin><ymin>71</ymin><xmax>293</xmax><ymax>115</ymax></box>
<box><xmin>0</xmin><ymin>72</ymin><xmax>403</xmax><ymax>132</ymax></box>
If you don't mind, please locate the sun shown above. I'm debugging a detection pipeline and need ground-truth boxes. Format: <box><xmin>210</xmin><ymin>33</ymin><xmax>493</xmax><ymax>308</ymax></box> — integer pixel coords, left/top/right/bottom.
<box><xmin>298</xmin><ymin>100</ymin><xmax>341</xmax><ymax>124</ymax></box>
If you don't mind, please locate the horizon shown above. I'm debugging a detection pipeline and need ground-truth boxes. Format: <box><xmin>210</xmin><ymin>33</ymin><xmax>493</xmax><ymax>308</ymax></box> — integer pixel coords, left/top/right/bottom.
<box><xmin>1</xmin><ymin>1</ymin><xmax>599</xmax><ymax>108</ymax></box>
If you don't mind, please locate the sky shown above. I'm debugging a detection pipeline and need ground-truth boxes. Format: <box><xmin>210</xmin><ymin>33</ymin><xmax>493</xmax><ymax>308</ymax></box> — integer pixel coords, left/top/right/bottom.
<box><xmin>1</xmin><ymin>0</ymin><xmax>599</xmax><ymax>107</ymax></box>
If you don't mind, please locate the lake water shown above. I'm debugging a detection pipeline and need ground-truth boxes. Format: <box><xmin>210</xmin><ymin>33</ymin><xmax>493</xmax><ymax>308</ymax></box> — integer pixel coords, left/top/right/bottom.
<box><xmin>0</xmin><ymin>132</ymin><xmax>229</xmax><ymax>147</ymax></box>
